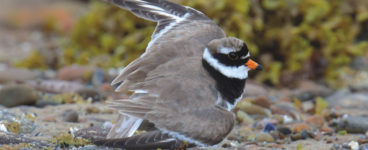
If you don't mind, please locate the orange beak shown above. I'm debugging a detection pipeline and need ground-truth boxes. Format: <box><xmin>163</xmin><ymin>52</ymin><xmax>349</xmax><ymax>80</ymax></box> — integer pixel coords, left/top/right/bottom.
<box><xmin>245</xmin><ymin>59</ymin><xmax>263</xmax><ymax>70</ymax></box>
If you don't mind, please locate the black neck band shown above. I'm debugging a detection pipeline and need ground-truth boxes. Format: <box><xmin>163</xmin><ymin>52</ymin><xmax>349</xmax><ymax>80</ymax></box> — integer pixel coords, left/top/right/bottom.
<box><xmin>202</xmin><ymin>59</ymin><xmax>246</xmax><ymax>104</ymax></box>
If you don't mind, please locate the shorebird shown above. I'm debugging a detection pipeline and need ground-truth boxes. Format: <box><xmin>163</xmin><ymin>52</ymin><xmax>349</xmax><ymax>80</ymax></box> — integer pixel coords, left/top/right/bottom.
<box><xmin>96</xmin><ymin>0</ymin><xmax>263</xmax><ymax>149</ymax></box>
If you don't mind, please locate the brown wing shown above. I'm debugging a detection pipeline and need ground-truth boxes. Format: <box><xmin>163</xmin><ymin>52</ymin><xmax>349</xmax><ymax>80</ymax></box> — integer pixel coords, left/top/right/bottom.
<box><xmin>107</xmin><ymin>0</ymin><xmax>226</xmax><ymax>91</ymax></box>
<box><xmin>108</xmin><ymin>57</ymin><xmax>235</xmax><ymax>146</ymax></box>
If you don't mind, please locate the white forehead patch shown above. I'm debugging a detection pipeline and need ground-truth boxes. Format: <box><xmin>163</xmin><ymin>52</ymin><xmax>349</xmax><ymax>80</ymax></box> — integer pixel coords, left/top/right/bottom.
<box><xmin>203</xmin><ymin>48</ymin><xmax>249</xmax><ymax>79</ymax></box>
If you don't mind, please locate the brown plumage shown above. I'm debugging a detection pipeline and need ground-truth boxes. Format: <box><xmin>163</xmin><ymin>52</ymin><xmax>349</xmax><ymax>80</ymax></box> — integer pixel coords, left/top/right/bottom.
<box><xmin>98</xmin><ymin>0</ymin><xmax>262</xmax><ymax>149</ymax></box>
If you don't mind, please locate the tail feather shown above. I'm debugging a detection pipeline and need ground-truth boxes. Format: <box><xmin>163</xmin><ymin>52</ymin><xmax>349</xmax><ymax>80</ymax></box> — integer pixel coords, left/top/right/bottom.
<box><xmin>107</xmin><ymin>115</ymin><xmax>143</xmax><ymax>139</ymax></box>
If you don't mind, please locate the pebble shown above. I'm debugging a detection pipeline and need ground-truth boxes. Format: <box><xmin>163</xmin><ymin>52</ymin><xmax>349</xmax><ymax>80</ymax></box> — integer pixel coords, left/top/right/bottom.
<box><xmin>26</xmin><ymin>80</ymin><xmax>84</xmax><ymax>94</ymax></box>
<box><xmin>92</xmin><ymin>69</ymin><xmax>105</xmax><ymax>86</ymax></box>
<box><xmin>301</xmin><ymin>101</ymin><xmax>314</xmax><ymax>113</ymax></box>
<box><xmin>325</xmin><ymin>136</ymin><xmax>338</xmax><ymax>143</ymax></box>
<box><xmin>86</xmin><ymin>106</ymin><xmax>100</xmax><ymax>114</ymax></box>
<box><xmin>0</xmin><ymin>68</ymin><xmax>41</xmax><ymax>83</ymax></box>
<box><xmin>263</xmin><ymin>123</ymin><xmax>276</xmax><ymax>133</ymax></box>
<box><xmin>255</xmin><ymin>132</ymin><xmax>274</xmax><ymax>143</ymax></box>
<box><xmin>292</xmin><ymin>123</ymin><xmax>310</xmax><ymax>133</ymax></box>
<box><xmin>270</xmin><ymin>103</ymin><xmax>300</xmax><ymax>120</ymax></box>
<box><xmin>293</xmin><ymin>80</ymin><xmax>333</xmax><ymax>101</ymax></box>
<box><xmin>43</xmin><ymin>116</ymin><xmax>56</xmax><ymax>122</ymax></box>
<box><xmin>305</xmin><ymin>115</ymin><xmax>325</xmax><ymax>128</ymax></box>
<box><xmin>35</xmin><ymin>99</ymin><xmax>60</xmax><ymax>107</ymax></box>
<box><xmin>76</xmin><ymin>88</ymin><xmax>102</xmax><ymax>102</ymax></box>
<box><xmin>74</xmin><ymin>127</ymin><xmax>109</xmax><ymax>141</ymax></box>
<box><xmin>0</xmin><ymin>84</ymin><xmax>39</xmax><ymax>107</ymax></box>
<box><xmin>290</xmin><ymin>130</ymin><xmax>309</xmax><ymax>141</ymax></box>
<box><xmin>320</xmin><ymin>126</ymin><xmax>334</xmax><ymax>134</ymax></box>
<box><xmin>326</xmin><ymin>90</ymin><xmax>368</xmax><ymax>109</ymax></box>
<box><xmin>351</xmin><ymin>56</ymin><xmax>368</xmax><ymax>71</ymax></box>
<box><xmin>57</xmin><ymin>66</ymin><xmax>94</xmax><ymax>81</ymax></box>
<box><xmin>358</xmin><ymin>138</ymin><xmax>368</xmax><ymax>145</ymax></box>
<box><xmin>361</xmin><ymin>145</ymin><xmax>368</xmax><ymax>150</ymax></box>
<box><xmin>332</xmin><ymin>116</ymin><xmax>368</xmax><ymax>133</ymax></box>
<box><xmin>237</xmin><ymin>101</ymin><xmax>271</xmax><ymax>117</ymax></box>
<box><xmin>252</xmin><ymin>95</ymin><xmax>271</xmax><ymax>108</ymax></box>
<box><xmin>349</xmin><ymin>141</ymin><xmax>359</xmax><ymax>150</ymax></box>
<box><xmin>62</xmin><ymin>109</ymin><xmax>79</xmax><ymax>123</ymax></box>
<box><xmin>277</xmin><ymin>127</ymin><xmax>292</xmax><ymax>136</ymax></box>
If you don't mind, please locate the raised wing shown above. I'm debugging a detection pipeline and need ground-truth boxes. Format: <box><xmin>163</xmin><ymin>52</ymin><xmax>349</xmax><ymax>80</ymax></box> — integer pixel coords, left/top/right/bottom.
<box><xmin>107</xmin><ymin>0</ymin><xmax>226</xmax><ymax>86</ymax></box>
<box><xmin>106</xmin><ymin>0</ymin><xmax>209</xmax><ymax>46</ymax></box>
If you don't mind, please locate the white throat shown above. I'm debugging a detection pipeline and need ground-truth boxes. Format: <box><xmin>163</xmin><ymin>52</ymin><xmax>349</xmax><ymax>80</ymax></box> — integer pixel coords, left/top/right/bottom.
<box><xmin>203</xmin><ymin>48</ymin><xmax>249</xmax><ymax>80</ymax></box>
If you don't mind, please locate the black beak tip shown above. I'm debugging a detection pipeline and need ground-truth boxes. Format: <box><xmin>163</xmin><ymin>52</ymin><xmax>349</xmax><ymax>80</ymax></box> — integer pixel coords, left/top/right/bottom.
<box><xmin>256</xmin><ymin>65</ymin><xmax>264</xmax><ymax>71</ymax></box>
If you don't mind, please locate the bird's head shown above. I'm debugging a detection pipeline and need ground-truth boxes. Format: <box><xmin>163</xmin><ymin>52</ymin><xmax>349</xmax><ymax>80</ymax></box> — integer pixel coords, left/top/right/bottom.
<box><xmin>203</xmin><ymin>37</ymin><xmax>263</xmax><ymax>80</ymax></box>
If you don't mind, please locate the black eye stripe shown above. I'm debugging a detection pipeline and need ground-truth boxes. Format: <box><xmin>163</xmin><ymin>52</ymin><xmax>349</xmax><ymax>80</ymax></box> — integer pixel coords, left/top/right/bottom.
<box><xmin>214</xmin><ymin>53</ymin><xmax>248</xmax><ymax>67</ymax></box>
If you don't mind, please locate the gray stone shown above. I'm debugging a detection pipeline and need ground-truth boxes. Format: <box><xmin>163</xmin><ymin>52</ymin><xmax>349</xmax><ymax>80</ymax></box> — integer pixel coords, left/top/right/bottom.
<box><xmin>0</xmin><ymin>84</ymin><xmax>39</xmax><ymax>107</ymax></box>
<box><xmin>326</xmin><ymin>90</ymin><xmax>368</xmax><ymax>109</ymax></box>
<box><xmin>0</xmin><ymin>68</ymin><xmax>41</xmax><ymax>83</ymax></box>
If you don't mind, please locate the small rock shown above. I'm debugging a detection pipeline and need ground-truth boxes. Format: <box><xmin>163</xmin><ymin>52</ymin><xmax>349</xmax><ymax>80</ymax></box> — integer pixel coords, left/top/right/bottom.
<box><xmin>255</xmin><ymin>133</ymin><xmax>274</xmax><ymax>143</ymax></box>
<box><xmin>57</xmin><ymin>65</ymin><xmax>94</xmax><ymax>81</ymax></box>
<box><xmin>0</xmin><ymin>68</ymin><xmax>41</xmax><ymax>83</ymax></box>
<box><xmin>43</xmin><ymin>116</ymin><xmax>56</xmax><ymax>122</ymax></box>
<box><xmin>86</xmin><ymin>106</ymin><xmax>100</xmax><ymax>114</ymax></box>
<box><xmin>277</xmin><ymin>127</ymin><xmax>292</xmax><ymax>136</ymax></box>
<box><xmin>77</xmin><ymin>88</ymin><xmax>102</xmax><ymax>102</ymax></box>
<box><xmin>92</xmin><ymin>69</ymin><xmax>105</xmax><ymax>86</ymax></box>
<box><xmin>358</xmin><ymin>138</ymin><xmax>368</xmax><ymax>145</ymax></box>
<box><xmin>74</xmin><ymin>127</ymin><xmax>110</xmax><ymax>141</ymax></box>
<box><xmin>0</xmin><ymin>84</ymin><xmax>39</xmax><ymax>107</ymax></box>
<box><xmin>35</xmin><ymin>99</ymin><xmax>60</xmax><ymax>107</ymax></box>
<box><xmin>26</xmin><ymin>80</ymin><xmax>84</xmax><ymax>94</ymax></box>
<box><xmin>292</xmin><ymin>123</ymin><xmax>310</xmax><ymax>133</ymax></box>
<box><xmin>306</xmin><ymin>115</ymin><xmax>325</xmax><ymax>128</ymax></box>
<box><xmin>263</xmin><ymin>123</ymin><xmax>276</xmax><ymax>133</ymax></box>
<box><xmin>333</xmin><ymin>116</ymin><xmax>368</xmax><ymax>133</ymax></box>
<box><xmin>98</xmin><ymin>83</ymin><xmax>114</xmax><ymax>92</ymax></box>
<box><xmin>237</xmin><ymin>101</ymin><xmax>271</xmax><ymax>117</ymax></box>
<box><xmin>326</xmin><ymin>90</ymin><xmax>368</xmax><ymax>109</ymax></box>
<box><xmin>290</xmin><ymin>130</ymin><xmax>309</xmax><ymax>141</ymax></box>
<box><xmin>270</xmin><ymin>103</ymin><xmax>301</xmax><ymax>120</ymax></box>
<box><xmin>293</xmin><ymin>80</ymin><xmax>333</xmax><ymax>101</ymax></box>
<box><xmin>351</xmin><ymin>56</ymin><xmax>368</xmax><ymax>71</ymax></box>
<box><xmin>236</xmin><ymin>126</ymin><xmax>253</xmax><ymax>141</ymax></box>
<box><xmin>320</xmin><ymin>126</ymin><xmax>333</xmax><ymax>134</ymax></box>
<box><xmin>301</xmin><ymin>101</ymin><xmax>314</xmax><ymax>113</ymax></box>
<box><xmin>360</xmin><ymin>144</ymin><xmax>368</xmax><ymax>150</ymax></box>
<box><xmin>62</xmin><ymin>109</ymin><xmax>79</xmax><ymax>123</ymax></box>
<box><xmin>325</xmin><ymin>136</ymin><xmax>338</xmax><ymax>143</ymax></box>
<box><xmin>252</xmin><ymin>95</ymin><xmax>271</xmax><ymax>108</ymax></box>
<box><xmin>349</xmin><ymin>141</ymin><xmax>359</xmax><ymax>150</ymax></box>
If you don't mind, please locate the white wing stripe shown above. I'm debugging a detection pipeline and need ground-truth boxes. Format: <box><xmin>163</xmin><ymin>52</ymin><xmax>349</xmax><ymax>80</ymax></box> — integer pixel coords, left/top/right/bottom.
<box><xmin>139</xmin><ymin>4</ymin><xmax>166</xmax><ymax>12</ymax></box>
<box><xmin>145</xmin><ymin>13</ymin><xmax>190</xmax><ymax>52</ymax></box>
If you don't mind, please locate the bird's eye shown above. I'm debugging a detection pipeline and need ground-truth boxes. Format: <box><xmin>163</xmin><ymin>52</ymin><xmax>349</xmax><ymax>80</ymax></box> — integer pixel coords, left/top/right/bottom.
<box><xmin>228</xmin><ymin>52</ymin><xmax>238</xmax><ymax>60</ymax></box>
